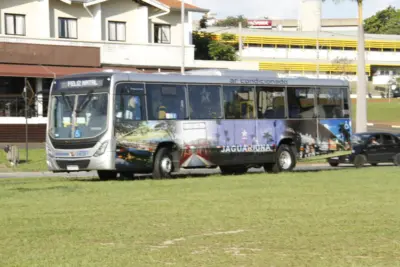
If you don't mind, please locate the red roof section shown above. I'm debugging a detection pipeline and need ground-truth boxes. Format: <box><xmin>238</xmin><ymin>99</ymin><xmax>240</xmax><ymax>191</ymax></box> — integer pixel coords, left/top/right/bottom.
<box><xmin>158</xmin><ymin>0</ymin><xmax>207</xmax><ymax>11</ymax></box>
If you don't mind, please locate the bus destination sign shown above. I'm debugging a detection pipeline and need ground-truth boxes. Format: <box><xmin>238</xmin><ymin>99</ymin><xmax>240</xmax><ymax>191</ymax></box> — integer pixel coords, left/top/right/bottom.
<box><xmin>57</xmin><ymin>78</ymin><xmax>108</xmax><ymax>90</ymax></box>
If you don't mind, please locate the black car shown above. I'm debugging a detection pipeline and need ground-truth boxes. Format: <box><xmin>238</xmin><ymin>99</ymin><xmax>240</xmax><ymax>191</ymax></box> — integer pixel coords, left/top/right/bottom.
<box><xmin>328</xmin><ymin>132</ymin><xmax>400</xmax><ymax>168</ymax></box>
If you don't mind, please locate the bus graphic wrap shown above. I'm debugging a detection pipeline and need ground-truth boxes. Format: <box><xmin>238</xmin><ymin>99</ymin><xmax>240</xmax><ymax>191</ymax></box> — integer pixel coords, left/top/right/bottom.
<box><xmin>115</xmin><ymin>118</ymin><xmax>351</xmax><ymax>170</ymax></box>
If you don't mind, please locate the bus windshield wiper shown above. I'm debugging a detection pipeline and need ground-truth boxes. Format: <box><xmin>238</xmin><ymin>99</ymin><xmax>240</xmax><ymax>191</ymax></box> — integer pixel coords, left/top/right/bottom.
<box><xmin>61</xmin><ymin>92</ymin><xmax>73</xmax><ymax>111</ymax></box>
<box><xmin>75</xmin><ymin>90</ymin><xmax>94</xmax><ymax>114</ymax></box>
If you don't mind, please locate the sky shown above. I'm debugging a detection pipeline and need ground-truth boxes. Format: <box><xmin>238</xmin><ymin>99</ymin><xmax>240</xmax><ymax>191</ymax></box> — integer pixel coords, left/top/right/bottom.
<box><xmin>191</xmin><ymin>0</ymin><xmax>400</xmax><ymax>20</ymax></box>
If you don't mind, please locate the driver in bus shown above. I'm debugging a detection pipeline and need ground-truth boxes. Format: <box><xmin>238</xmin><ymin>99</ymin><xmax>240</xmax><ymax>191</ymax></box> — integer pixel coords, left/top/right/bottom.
<box><xmin>152</xmin><ymin>89</ymin><xmax>167</xmax><ymax>119</ymax></box>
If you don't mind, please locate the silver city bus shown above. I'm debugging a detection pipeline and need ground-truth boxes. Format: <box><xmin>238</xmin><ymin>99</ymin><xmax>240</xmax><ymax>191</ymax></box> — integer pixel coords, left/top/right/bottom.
<box><xmin>46</xmin><ymin>69</ymin><xmax>352</xmax><ymax>180</ymax></box>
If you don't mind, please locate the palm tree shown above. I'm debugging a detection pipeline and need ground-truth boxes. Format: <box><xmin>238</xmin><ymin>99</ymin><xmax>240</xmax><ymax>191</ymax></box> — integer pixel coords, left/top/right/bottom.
<box><xmin>323</xmin><ymin>0</ymin><xmax>367</xmax><ymax>132</ymax></box>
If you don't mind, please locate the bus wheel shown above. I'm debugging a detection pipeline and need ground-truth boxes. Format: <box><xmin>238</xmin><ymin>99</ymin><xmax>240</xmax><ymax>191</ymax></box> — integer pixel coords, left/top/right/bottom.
<box><xmin>220</xmin><ymin>165</ymin><xmax>247</xmax><ymax>175</ymax></box>
<box><xmin>264</xmin><ymin>144</ymin><xmax>296</xmax><ymax>173</ymax></box>
<box><xmin>153</xmin><ymin>147</ymin><xmax>173</xmax><ymax>179</ymax></box>
<box><xmin>97</xmin><ymin>170</ymin><xmax>117</xmax><ymax>181</ymax></box>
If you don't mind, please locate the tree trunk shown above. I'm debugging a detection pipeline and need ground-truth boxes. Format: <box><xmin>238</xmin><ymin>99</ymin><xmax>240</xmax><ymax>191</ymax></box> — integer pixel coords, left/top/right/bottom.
<box><xmin>356</xmin><ymin>0</ymin><xmax>367</xmax><ymax>133</ymax></box>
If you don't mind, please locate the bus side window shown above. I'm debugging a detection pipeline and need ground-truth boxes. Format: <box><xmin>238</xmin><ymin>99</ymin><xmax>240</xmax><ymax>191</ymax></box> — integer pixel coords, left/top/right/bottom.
<box><xmin>223</xmin><ymin>86</ymin><xmax>255</xmax><ymax>119</ymax></box>
<box><xmin>287</xmin><ymin>87</ymin><xmax>315</xmax><ymax>119</ymax></box>
<box><xmin>188</xmin><ymin>84</ymin><xmax>222</xmax><ymax>119</ymax></box>
<box><xmin>316</xmin><ymin>87</ymin><xmax>349</xmax><ymax>118</ymax></box>
<box><xmin>146</xmin><ymin>84</ymin><xmax>186</xmax><ymax>120</ymax></box>
<box><xmin>115</xmin><ymin>83</ymin><xmax>145</xmax><ymax>121</ymax></box>
<box><xmin>256</xmin><ymin>86</ymin><xmax>285</xmax><ymax>119</ymax></box>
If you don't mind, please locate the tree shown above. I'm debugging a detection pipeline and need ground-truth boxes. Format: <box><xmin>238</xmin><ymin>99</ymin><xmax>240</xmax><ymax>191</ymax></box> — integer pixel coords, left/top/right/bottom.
<box><xmin>199</xmin><ymin>15</ymin><xmax>208</xmax><ymax>29</ymax></box>
<box><xmin>214</xmin><ymin>15</ymin><xmax>248</xmax><ymax>27</ymax></box>
<box><xmin>331</xmin><ymin>57</ymin><xmax>352</xmax><ymax>80</ymax></box>
<box><xmin>192</xmin><ymin>31</ymin><xmax>238</xmax><ymax>61</ymax></box>
<box><xmin>323</xmin><ymin>0</ymin><xmax>367</xmax><ymax>133</ymax></box>
<box><xmin>192</xmin><ymin>31</ymin><xmax>212</xmax><ymax>60</ymax></box>
<box><xmin>364</xmin><ymin>6</ymin><xmax>400</xmax><ymax>34</ymax></box>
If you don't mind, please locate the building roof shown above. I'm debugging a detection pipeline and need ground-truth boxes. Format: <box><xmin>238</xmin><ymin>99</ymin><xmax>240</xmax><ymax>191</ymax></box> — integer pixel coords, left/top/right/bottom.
<box><xmin>158</xmin><ymin>0</ymin><xmax>209</xmax><ymax>12</ymax></box>
<box><xmin>71</xmin><ymin>0</ymin><xmax>209</xmax><ymax>12</ymax></box>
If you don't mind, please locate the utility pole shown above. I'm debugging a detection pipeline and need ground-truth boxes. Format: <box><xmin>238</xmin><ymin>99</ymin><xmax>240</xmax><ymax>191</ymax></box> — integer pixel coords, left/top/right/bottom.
<box><xmin>239</xmin><ymin>21</ymin><xmax>243</xmax><ymax>60</ymax></box>
<box><xmin>316</xmin><ymin>10</ymin><xmax>320</xmax><ymax>79</ymax></box>
<box><xmin>356</xmin><ymin>1</ymin><xmax>367</xmax><ymax>133</ymax></box>
<box><xmin>181</xmin><ymin>0</ymin><xmax>185</xmax><ymax>74</ymax></box>
<box><xmin>23</xmin><ymin>78</ymin><xmax>28</xmax><ymax>163</ymax></box>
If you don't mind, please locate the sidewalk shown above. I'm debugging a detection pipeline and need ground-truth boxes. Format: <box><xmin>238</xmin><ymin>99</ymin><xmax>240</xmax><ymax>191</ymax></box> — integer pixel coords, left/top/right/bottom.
<box><xmin>367</xmin><ymin>121</ymin><xmax>400</xmax><ymax>129</ymax></box>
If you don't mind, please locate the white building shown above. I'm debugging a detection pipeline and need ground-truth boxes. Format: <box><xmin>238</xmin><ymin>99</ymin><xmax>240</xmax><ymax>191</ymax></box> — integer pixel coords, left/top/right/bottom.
<box><xmin>0</xmin><ymin>0</ymin><xmax>212</xmax><ymax>142</ymax></box>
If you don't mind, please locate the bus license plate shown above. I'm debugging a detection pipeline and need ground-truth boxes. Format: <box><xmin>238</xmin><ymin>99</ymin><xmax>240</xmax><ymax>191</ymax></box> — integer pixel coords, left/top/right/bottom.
<box><xmin>67</xmin><ymin>165</ymin><xmax>79</xmax><ymax>171</ymax></box>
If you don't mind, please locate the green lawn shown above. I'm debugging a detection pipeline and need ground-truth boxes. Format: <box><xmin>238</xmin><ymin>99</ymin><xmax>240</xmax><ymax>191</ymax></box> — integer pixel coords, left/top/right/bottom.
<box><xmin>1</xmin><ymin>168</ymin><xmax>400</xmax><ymax>266</ymax></box>
<box><xmin>352</xmin><ymin>99</ymin><xmax>400</xmax><ymax>124</ymax></box>
<box><xmin>0</xmin><ymin>149</ymin><xmax>47</xmax><ymax>172</ymax></box>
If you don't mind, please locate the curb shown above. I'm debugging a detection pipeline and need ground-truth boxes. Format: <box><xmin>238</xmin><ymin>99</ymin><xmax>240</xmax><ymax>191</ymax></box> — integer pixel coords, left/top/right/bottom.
<box><xmin>366</xmin><ymin>122</ymin><xmax>400</xmax><ymax>129</ymax></box>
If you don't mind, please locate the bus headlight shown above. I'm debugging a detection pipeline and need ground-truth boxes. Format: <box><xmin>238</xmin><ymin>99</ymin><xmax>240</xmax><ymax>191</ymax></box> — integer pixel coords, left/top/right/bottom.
<box><xmin>94</xmin><ymin>141</ymin><xmax>108</xmax><ymax>157</ymax></box>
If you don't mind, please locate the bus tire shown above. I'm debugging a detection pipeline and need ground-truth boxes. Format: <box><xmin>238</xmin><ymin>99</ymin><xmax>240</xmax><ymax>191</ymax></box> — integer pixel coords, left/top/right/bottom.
<box><xmin>153</xmin><ymin>147</ymin><xmax>173</xmax><ymax>179</ymax></box>
<box><xmin>353</xmin><ymin>154</ymin><xmax>366</xmax><ymax>168</ymax></box>
<box><xmin>220</xmin><ymin>165</ymin><xmax>248</xmax><ymax>175</ymax></box>
<box><xmin>264</xmin><ymin>144</ymin><xmax>296</xmax><ymax>173</ymax></box>
<box><xmin>97</xmin><ymin>170</ymin><xmax>117</xmax><ymax>181</ymax></box>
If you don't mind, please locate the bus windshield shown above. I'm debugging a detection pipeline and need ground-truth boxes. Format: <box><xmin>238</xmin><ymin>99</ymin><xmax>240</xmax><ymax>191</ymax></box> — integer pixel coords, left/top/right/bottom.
<box><xmin>50</xmin><ymin>92</ymin><xmax>108</xmax><ymax>139</ymax></box>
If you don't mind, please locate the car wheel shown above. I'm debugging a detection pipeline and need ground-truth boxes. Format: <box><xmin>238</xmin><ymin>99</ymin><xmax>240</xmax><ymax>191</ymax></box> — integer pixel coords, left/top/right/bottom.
<box><xmin>353</xmin><ymin>154</ymin><xmax>367</xmax><ymax>168</ymax></box>
<box><xmin>393</xmin><ymin>153</ymin><xmax>400</xmax><ymax>166</ymax></box>
<box><xmin>328</xmin><ymin>161</ymin><xmax>339</xmax><ymax>167</ymax></box>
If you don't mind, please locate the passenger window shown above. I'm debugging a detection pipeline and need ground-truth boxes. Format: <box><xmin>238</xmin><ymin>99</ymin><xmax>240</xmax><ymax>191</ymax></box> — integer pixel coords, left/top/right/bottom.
<box><xmin>316</xmin><ymin>87</ymin><xmax>349</xmax><ymax>118</ymax></box>
<box><xmin>257</xmin><ymin>87</ymin><xmax>285</xmax><ymax>118</ymax></box>
<box><xmin>115</xmin><ymin>83</ymin><xmax>145</xmax><ymax>121</ymax></box>
<box><xmin>146</xmin><ymin>83</ymin><xmax>186</xmax><ymax>120</ymax></box>
<box><xmin>223</xmin><ymin>86</ymin><xmax>255</xmax><ymax>119</ymax></box>
<box><xmin>382</xmin><ymin>134</ymin><xmax>395</xmax><ymax>145</ymax></box>
<box><xmin>188</xmin><ymin>84</ymin><xmax>222</xmax><ymax>119</ymax></box>
<box><xmin>368</xmin><ymin>134</ymin><xmax>382</xmax><ymax>146</ymax></box>
<box><xmin>287</xmin><ymin>87</ymin><xmax>315</xmax><ymax>119</ymax></box>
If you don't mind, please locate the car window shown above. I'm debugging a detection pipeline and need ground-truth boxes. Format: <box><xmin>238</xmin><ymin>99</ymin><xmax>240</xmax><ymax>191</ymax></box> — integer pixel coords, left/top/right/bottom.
<box><xmin>367</xmin><ymin>134</ymin><xmax>382</xmax><ymax>146</ymax></box>
<box><xmin>382</xmin><ymin>134</ymin><xmax>395</xmax><ymax>145</ymax></box>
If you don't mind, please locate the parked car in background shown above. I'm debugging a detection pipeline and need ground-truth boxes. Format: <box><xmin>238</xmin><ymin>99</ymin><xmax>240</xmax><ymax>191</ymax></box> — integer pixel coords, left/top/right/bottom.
<box><xmin>328</xmin><ymin>132</ymin><xmax>400</xmax><ymax>168</ymax></box>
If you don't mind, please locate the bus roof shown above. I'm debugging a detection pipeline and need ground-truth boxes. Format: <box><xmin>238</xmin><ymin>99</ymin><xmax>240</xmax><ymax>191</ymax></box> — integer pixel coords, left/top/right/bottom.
<box><xmin>56</xmin><ymin>69</ymin><xmax>349</xmax><ymax>87</ymax></box>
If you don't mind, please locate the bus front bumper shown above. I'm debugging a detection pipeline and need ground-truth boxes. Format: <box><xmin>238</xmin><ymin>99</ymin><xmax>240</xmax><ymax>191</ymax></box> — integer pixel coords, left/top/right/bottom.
<box><xmin>46</xmin><ymin>151</ymin><xmax>115</xmax><ymax>172</ymax></box>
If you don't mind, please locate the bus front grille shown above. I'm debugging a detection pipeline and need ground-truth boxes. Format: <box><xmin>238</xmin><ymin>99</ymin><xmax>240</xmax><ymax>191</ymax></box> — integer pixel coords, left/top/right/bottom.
<box><xmin>56</xmin><ymin>160</ymin><xmax>90</xmax><ymax>169</ymax></box>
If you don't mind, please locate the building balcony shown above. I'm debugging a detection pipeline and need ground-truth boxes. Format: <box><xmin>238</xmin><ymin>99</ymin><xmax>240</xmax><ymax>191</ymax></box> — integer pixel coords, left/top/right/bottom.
<box><xmin>0</xmin><ymin>35</ymin><xmax>195</xmax><ymax>68</ymax></box>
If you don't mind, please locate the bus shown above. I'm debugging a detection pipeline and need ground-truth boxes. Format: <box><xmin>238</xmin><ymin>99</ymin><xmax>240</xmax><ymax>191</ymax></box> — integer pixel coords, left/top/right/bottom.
<box><xmin>45</xmin><ymin>69</ymin><xmax>352</xmax><ymax>180</ymax></box>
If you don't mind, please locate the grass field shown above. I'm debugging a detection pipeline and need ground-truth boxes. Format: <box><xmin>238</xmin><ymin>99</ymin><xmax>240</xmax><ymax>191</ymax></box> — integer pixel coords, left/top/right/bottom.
<box><xmin>0</xmin><ymin>167</ymin><xmax>400</xmax><ymax>266</ymax></box>
<box><xmin>0</xmin><ymin>149</ymin><xmax>47</xmax><ymax>172</ymax></box>
<box><xmin>351</xmin><ymin>98</ymin><xmax>400</xmax><ymax>124</ymax></box>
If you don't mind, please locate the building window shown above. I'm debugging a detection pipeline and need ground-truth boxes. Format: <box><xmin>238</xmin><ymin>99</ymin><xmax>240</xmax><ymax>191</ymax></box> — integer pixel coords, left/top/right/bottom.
<box><xmin>154</xmin><ymin>24</ymin><xmax>171</xmax><ymax>44</ymax></box>
<box><xmin>108</xmin><ymin>21</ymin><xmax>126</xmax><ymax>42</ymax></box>
<box><xmin>58</xmin><ymin>17</ymin><xmax>77</xmax><ymax>39</ymax></box>
<box><xmin>5</xmin><ymin>14</ymin><xmax>25</xmax><ymax>36</ymax></box>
